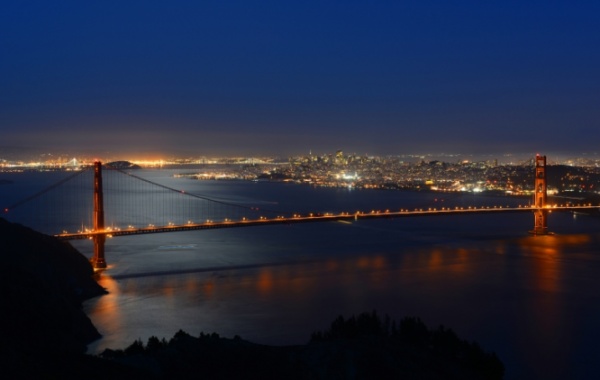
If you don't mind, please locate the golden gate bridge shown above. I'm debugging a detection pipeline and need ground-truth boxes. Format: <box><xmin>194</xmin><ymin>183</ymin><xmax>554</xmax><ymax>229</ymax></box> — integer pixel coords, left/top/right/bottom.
<box><xmin>3</xmin><ymin>155</ymin><xmax>599</xmax><ymax>270</ymax></box>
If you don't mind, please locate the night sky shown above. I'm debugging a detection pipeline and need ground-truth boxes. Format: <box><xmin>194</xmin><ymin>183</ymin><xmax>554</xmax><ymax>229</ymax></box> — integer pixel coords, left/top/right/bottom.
<box><xmin>1</xmin><ymin>1</ymin><xmax>599</xmax><ymax>158</ymax></box>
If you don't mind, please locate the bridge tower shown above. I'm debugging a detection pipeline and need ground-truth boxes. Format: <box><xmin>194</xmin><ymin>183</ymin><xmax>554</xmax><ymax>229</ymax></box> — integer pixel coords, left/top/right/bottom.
<box><xmin>91</xmin><ymin>161</ymin><xmax>107</xmax><ymax>269</ymax></box>
<box><xmin>532</xmin><ymin>154</ymin><xmax>548</xmax><ymax>235</ymax></box>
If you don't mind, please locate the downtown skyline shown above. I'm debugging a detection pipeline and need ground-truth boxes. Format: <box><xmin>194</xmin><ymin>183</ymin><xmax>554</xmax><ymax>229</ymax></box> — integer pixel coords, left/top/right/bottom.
<box><xmin>1</xmin><ymin>1</ymin><xmax>599</xmax><ymax>158</ymax></box>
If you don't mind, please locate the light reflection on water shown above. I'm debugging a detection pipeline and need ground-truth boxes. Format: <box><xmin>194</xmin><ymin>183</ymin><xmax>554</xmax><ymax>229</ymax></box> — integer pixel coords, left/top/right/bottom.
<box><xmin>75</xmin><ymin>222</ymin><xmax>600</xmax><ymax>380</ymax></box>
<box><xmin>4</xmin><ymin>170</ymin><xmax>600</xmax><ymax>379</ymax></box>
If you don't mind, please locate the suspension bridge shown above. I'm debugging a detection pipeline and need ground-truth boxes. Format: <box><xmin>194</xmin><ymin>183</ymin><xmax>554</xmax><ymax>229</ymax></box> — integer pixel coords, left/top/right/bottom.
<box><xmin>2</xmin><ymin>155</ymin><xmax>599</xmax><ymax>269</ymax></box>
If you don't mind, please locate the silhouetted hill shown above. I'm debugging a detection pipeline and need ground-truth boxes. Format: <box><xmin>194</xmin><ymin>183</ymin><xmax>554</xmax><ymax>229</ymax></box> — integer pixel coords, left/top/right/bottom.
<box><xmin>0</xmin><ymin>218</ymin><xmax>107</xmax><ymax>376</ymax></box>
<box><xmin>99</xmin><ymin>312</ymin><xmax>504</xmax><ymax>380</ymax></box>
<box><xmin>105</xmin><ymin>161</ymin><xmax>141</xmax><ymax>170</ymax></box>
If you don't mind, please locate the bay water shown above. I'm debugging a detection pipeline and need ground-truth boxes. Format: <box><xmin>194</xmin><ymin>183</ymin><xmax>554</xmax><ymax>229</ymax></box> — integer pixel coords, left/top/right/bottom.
<box><xmin>2</xmin><ymin>169</ymin><xmax>600</xmax><ymax>379</ymax></box>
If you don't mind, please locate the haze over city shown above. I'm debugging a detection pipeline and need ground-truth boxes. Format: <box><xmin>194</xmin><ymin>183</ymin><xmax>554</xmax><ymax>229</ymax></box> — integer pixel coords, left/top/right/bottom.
<box><xmin>2</xmin><ymin>1</ymin><xmax>599</xmax><ymax>158</ymax></box>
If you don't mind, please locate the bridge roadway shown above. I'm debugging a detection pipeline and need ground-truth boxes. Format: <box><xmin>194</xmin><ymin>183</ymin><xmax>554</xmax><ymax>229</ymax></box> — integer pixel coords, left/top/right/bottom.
<box><xmin>54</xmin><ymin>204</ymin><xmax>600</xmax><ymax>241</ymax></box>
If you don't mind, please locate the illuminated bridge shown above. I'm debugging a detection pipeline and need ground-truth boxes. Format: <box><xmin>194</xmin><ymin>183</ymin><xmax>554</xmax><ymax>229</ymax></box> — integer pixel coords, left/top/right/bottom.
<box><xmin>3</xmin><ymin>155</ymin><xmax>599</xmax><ymax>269</ymax></box>
<box><xmin>53</xmin><ymin>204</ymin><xmax>600</xmax><ymax>240</ymax></box>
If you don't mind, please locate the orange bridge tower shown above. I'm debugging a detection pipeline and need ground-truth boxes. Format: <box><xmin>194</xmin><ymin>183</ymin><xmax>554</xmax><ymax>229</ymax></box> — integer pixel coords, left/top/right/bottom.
<box><xmin>91</xmin><ymin>161</ymin><xmax>107</xmax><ymax>269</ymax></box>
<box><xmin>532</xmin><ymin>154</ymin><xmax>548</xmax><ymax>235</ymax></box>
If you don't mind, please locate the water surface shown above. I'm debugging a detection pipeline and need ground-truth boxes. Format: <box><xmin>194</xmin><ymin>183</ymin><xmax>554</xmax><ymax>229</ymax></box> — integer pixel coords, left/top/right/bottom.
<box><xmin>3</xmin><ymin>170</ymin><xmax>600</xmax><ymax>379</ymax></box>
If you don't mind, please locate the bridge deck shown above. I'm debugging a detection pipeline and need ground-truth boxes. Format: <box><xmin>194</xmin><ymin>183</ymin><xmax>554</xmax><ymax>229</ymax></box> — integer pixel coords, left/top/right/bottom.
<box><xmin>54</xmin><ymin>205</ymin><xmax>600</xmax><ymax>240</ymax></box>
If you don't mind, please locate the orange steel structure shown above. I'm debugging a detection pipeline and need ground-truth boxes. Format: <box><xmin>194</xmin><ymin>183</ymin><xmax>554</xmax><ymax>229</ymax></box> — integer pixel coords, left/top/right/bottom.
<box><xmin>532</xmin><ymin>154</ymin><xmax>548</xmax><ymax>235</ymax></box>
<box><xmin>91</xmin><ymin>161</ymin><xmax>106</xmax><ymax>269</ymax></box>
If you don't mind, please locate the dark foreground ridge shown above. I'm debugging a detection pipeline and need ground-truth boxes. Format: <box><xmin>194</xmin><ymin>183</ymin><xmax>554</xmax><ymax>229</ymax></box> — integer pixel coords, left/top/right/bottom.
<box><xmin>100</xmin><ymin>312</ymin><xmax>504</xmax><ymax>380</ymax></box>
<box><xmin>0</xmin><ymin>218</ymin><xmax>503</xmax><ymax>379</ymax></box>
<box><xmin>99</xmin><ymin>311</ymin><xmax>504</xmax><ymax>380</ymax></box>
<box><xmin>0</xmin><ymin>218</ymin><xmax>107</xmax><ymax>376</ymax></box>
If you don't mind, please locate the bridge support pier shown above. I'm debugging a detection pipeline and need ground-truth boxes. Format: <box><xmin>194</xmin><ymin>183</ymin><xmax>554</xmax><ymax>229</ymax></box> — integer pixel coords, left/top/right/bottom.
<box><xmin>91</xmin><ymin>161</ymin><xmax>107</xmax><ymax>269</ymax></box>
<box><xmin>531</xmin><ymin>154</ymin><xmax>549</xmax><ymax>235</ymax></box>
<box><xmin>92</xmin><ymin>235</ymin><xmax>106</xmax><ymax>269</ymax></box>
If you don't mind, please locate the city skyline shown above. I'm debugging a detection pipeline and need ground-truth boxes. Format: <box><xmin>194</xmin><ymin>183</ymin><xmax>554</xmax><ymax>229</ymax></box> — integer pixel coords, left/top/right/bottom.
<box><xmin>1</xmin><ymin>1</ymin><xmax>599</xmax><ymax>157</ymax></box>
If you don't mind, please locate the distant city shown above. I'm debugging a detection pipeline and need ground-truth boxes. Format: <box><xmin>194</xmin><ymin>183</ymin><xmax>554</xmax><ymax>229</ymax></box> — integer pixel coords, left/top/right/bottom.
<box><xmin>2</xmin><ymin>150</ymin><xmax>600</xmax><ymax>197</ymax></box>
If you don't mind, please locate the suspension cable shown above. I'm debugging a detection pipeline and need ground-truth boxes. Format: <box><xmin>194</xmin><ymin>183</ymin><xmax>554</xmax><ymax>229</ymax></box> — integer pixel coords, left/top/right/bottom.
<box><xmin>3</xmin><ymin>168</ymin><xmax>90</xmax><ymax>213</ymax></box>
<box><xmin>109</xmin><ymin>167</ymin><xmax>287</xmax><ymax>215</ymax></box>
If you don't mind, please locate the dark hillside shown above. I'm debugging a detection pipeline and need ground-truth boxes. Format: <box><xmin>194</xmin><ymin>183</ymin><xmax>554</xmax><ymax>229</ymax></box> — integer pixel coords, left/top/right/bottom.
<box><xmin>0</xmin><ymin>218</ymin><xmax>107</xmax><ymax>375</ymax></box>
<box><xmin>99</xmin><ymin>312</ymin><xmax>504</xmax><ymax>380</ymax></box>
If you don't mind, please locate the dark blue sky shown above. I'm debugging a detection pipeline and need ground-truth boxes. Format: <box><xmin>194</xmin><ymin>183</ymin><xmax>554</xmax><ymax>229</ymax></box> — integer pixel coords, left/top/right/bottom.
<box><xmin>1</xmin><ymin>1</ymin><xmax>599</xmax><ymax>158</ymax></box>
